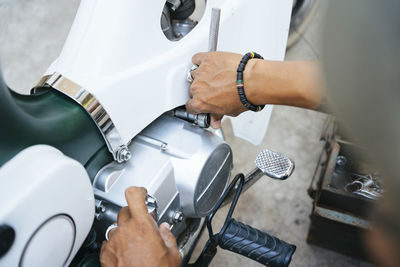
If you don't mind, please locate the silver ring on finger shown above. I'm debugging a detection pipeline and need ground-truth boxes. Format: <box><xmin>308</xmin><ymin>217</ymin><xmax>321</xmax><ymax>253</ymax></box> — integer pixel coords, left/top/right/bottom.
<box><xmin>105</xmin><ymin>223</ymin><xmax>118</xmax><ymax>241</ymax></box>
<box><xmin>186</xmin><ymin>64</ymin><xmax>199</xmax><ymax>83</ymax></box>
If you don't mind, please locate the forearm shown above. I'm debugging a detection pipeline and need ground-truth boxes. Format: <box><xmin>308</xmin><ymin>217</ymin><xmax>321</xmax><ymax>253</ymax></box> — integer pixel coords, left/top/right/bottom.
<box><xmin>245</xmin><ymin>60</ymin><xmax>323</xmax><ymax>109</ymax></box>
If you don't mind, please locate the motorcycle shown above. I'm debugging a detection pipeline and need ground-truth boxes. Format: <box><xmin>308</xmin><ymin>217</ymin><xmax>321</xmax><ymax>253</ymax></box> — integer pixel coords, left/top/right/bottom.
<box><xmin>0</xmin><ymin>0</ymin><xmax>296</xmax><ymax>266</ymax></box>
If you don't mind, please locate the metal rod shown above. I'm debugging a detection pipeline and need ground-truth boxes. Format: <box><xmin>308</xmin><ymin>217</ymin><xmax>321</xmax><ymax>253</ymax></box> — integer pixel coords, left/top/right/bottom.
<box><xmin>208</xmin><ymin>8</ymin><xmax>221</xmax><ymax>52</ymax></box>
<box><xmin>221</xmin><ymin>168</ymin><xmax>264</xmax><ymax>207</ymax></box>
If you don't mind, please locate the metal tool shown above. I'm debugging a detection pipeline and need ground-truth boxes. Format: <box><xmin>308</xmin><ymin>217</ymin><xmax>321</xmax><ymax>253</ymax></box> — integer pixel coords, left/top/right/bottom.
<box><xmin>174</xmin><ymin>107</ymin><xmax>210</xmax><ymax>128</ymax></box>
<box><xmin>208</xmin><ymin>8</ymin><xmax>221</xmax><ymax>52</ymax></box>
<box><xmin>187</xmin><ymin>8</ymin><xmax>221</xmax><ymax>83</ymax></box>
<box><xmin>345</xmin><ymin>180</ymin><xmax>382</xmax><ymax>200</ymax></box>
<box><xmin>184</xmin><ymin>8</ymin><xmax>221</xmax><ymax>127</ymax></box>
<box><xmin>345</xmin><ymin>172</ymin><xmax>384</xmax><ymax>200</ymax></box>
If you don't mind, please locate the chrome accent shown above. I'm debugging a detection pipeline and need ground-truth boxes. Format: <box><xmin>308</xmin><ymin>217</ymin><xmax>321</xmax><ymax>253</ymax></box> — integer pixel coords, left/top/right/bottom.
<box><xmin>174</xmin><ymin>107</ymin><xmax>210</xmax><ymax>128</ymax></box>
<box><xmin>38</xmin><ymin>73</ymin><xmax>129</xmax><ymax>163</ymax></box>
<box><xmin>172</xmin><ymin>211</ymin><xmax>184</xmax><ymax>223</ymax></box>
<box><xmin>255</xmin><ymin>149</ymin><xmax>295</xmax><ymax>180</ymax></box>
<box><xmin>186</xmin><ymin>64</ymin><xmax>198</xmax><ymax>83</ymax></box>
<box><xmin>105</xmin><ymin>223</ymin><xmax>118</xmax><ymax>241</ymax></box>
<box><xmin>146</xmin><ymin>194</ymin><xmax>158</xmax><ymax>221</ymax></box>
<box><xmin>95</xmin><ymin>200</ymin><xmax>107</xmax><ymax>220</ymax></box>
<box><xmin>116</xmin><ymin>146</ymin><xmax>131</xmax><ymax>162</ymax></box>
<box><xmin>135</xmin><ymin>135</ymin><xmax>169</xmax><ymax>152</ymax></box>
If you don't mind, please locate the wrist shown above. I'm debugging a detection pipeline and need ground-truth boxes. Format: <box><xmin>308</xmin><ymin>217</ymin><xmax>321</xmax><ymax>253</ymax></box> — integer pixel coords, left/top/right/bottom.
<box><xmin>243</xmin><ymin>59</ymin><xmax>266</xmax><ymax>106</ymax></box>
<box><xmin>242</xmin><ymin>60</ymin><xmax>321</xmax><ymax>109</ymax></box>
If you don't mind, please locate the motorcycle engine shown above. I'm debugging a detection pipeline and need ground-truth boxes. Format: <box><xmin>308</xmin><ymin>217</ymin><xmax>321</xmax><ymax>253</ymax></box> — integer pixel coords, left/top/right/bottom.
<box><xmin>93</xmin><ymin>113</ymin><xmax>232</xmax><ymax>237</ymax></box>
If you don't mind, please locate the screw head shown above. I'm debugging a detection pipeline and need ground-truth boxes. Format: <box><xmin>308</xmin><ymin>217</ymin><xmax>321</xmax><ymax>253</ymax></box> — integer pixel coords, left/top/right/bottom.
<box><xmin>173</xmin><ymin>211</ymin><xmax>184</xmax><ymax>223</ymax></box>
<box><xmin>336</xmin><ymin>156</ymin><xmax>347</xmax><ymax>166</ymax></box>
<box><xmin>117</xmin><ymin>146</ymin><xmax>131</xmax><ymax>163</ymax></box>
<box><xmin>146</xmin><ymin>195</ymin><xmax>158</xmax><ymax>221</ymax></box>
<box><xmin>160</xmin><ymin>143</ymin><xmax>168</xmax><ymax>152</ymax></box>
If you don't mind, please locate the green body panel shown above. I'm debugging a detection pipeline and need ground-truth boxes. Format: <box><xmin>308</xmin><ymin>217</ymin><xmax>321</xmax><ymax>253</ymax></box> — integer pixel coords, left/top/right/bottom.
<box><xmin>0</xmin><ymin>74</ymin><xmax>112</xmax><ymax>179</ymax></box>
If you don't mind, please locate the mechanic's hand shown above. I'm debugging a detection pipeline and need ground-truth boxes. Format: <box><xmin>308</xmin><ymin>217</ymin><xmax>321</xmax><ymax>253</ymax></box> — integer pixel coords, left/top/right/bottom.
<box><xmin>186</xmin><ymin>52</ymin><xmax>254</xmax><ymax>129</ymax></box>
<box><xmin>100</xmin><ymin>187</ymin><xmax>182</xmax><ymax>267</ymax></box>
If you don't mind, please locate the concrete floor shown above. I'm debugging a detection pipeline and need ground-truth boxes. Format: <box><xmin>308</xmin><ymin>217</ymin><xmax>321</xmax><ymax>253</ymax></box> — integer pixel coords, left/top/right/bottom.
<box><xmin>0</xmin><ymin>1</ymin><xmax>374</xmax><ymax>266</ymax></box>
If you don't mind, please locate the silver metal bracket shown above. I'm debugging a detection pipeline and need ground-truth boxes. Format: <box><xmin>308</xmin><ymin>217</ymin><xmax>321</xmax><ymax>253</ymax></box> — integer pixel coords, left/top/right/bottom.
<box><xmin>38</xmin><ymin>72</ymin><xmax>130</xmax><ymax>163</ymax></box>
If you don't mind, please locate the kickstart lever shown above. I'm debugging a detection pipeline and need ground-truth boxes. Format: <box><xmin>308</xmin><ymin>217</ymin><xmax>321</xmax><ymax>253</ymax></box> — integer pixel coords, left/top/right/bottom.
<box><xmin>191</xmin><ymin>171</ymin><xmax>296</xmax><ymax>266</ymax></box>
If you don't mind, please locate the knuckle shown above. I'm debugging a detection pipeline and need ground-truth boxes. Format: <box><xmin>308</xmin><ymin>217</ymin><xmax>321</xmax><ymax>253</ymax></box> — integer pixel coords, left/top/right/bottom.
<box><xmin>124</xmin><ymin>186</ymin><xmax>136</xmax><ymax>195</ymax></box>
<box><xmin>118</xmin><ymin>225</ymin><xmax>131</xmax><ymax>236</ymax></box>
<box><xmin>191</xmin><ymin>80</ymin><xmax>200</xmax><ymax>90</ymax></box>
<box><xmin>192</xmin><ymin>98</ymin><xmax>203</xmax><ymax>109</ymax></box>
<box><xmin>125</xmin><ymin>186</ymin><xmax>147</xmax><ymax>196</ymax></box>
<box><xmin>119</xmin><ymin>206</ymin><xmax>128</xmax><ymax>214</ymax></box>
<box><xmin>199</xmin><ymin>63</ymin><xmax>209</xmax><ymax>72</ymax></box>
<box><xmin>138</xmin><ymin>187</ymin><xmax>147</xmax><ymax>196</ymax></box>
<box><xmin>198</xmin><ymin>95</ymin><xmax>208</xmax><ymax>105</ymax></box>
<box><xmin>135</xmin><ymin>217</ymin><xmax>153</xmax><ymax>231</ymax></box>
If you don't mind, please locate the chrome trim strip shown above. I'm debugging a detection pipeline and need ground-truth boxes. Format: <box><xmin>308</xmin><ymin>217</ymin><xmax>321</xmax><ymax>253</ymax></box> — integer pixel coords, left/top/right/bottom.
<box><xmin>38</xmin><ymin>72</ymin><xmax>130</xmax><ymax>163</ymax></box>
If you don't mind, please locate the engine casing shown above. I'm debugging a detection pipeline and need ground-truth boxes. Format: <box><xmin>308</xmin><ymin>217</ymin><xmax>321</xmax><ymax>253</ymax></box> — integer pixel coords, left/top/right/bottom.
<box><xmin>93</xmin><ymin>113</ymin><xmax>232</xmax><ymax>227</ymax></box>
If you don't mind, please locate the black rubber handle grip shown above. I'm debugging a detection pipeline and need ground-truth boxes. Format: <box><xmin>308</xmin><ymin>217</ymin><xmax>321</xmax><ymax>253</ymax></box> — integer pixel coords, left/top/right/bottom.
<box><xmin>218</xmin><ymin>219</ymin><xmax>296</xmax><ymax>267</ymax></box>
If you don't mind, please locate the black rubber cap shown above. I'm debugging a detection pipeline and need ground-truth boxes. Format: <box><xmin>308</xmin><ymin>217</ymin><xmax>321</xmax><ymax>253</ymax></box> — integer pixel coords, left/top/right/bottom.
<box><xmin>0</xmin><ymin>224</ymin><xmax>15</xmax><ymax>258</ymax></box>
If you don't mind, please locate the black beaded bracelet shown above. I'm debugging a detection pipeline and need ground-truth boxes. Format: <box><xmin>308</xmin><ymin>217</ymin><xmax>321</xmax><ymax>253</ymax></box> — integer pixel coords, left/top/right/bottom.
<box><xmin>236</xmin><ymin>52</ymin><xmax>265</xmax><ymax>112</ymax></box>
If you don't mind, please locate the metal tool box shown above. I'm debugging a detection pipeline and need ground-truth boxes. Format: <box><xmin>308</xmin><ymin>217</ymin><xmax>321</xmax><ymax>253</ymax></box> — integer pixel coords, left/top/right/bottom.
<box><xmin>307</xmin><ymin>116</ymin><xmax>379</xmax><ymax>261</ymax></box>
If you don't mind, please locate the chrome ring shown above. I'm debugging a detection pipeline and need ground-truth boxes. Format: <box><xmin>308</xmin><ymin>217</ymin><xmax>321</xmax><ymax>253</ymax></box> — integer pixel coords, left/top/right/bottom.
<box><xmin>186</xmin><ymin>64</ymin><xmax>199</xmax><ymax>83</ymax></box>
<box><xmin>105</xmin><ymin>223</ymin><xmax>118</xmax><ymax>241</ymax></box>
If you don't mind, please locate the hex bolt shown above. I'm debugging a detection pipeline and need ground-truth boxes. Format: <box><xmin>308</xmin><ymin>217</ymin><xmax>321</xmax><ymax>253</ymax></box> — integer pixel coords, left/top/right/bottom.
<box><xmin>336</xmin><ymin>155</ymin><xmax>347</xmax><ymax>166</ymax></box>
<box><xmin>95</xmin><ymin>213</ymin><xmax>103</xmax><ymax>221</ymax></box>
<box><xmin>146</xmin><ymin>195</ymin><xmax>158</xmax><ymax>221</ymax></box>
<box><xmin>172</xmin><ymin>211</ymin><xmax>184</xmax><ymax>223</ymax></box>
<box><xmin>160</xmin><ymin>143</ymin><xmax>168</xmax><ymax>152</ymax></box>
<box><xmin>117</xmin><ymin>146</ymin><xmax>131</xmax><ymax>163</ymax></box>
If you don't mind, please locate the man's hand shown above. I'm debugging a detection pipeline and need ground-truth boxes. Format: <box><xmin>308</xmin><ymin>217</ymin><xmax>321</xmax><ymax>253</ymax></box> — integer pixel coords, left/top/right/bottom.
<box><xmin>186</xmin><ymin>52</ymin><xmax>253</xmax><ymax>129</ymax></box>
<box><xmin>186</xmin><ymin>52</ymin><xmax>323</xmax><ymax>128</ymax></box>
<box><xmin>100</xmin><ymin>187</ymin><xmax>182</xmax><ymax>267</ymax></box>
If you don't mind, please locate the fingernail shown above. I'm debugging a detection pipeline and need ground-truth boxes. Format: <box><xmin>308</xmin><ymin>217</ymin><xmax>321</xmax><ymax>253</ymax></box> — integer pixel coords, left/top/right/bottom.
<box><xmin>211</xmin><ymin>121</ymin><xmax>221</xmax><ymax>129</ymax></box>
<box><xmin>161</xmin><ymin>222</ymin><xmax>170</xmax><ymax>229</ymax></box>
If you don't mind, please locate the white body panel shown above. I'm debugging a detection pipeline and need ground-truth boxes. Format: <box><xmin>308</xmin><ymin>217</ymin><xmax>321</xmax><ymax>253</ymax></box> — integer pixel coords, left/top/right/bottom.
<box><xmin>0</xmin><ymin>145</ymin><xmax>94</xmax><ymax>266</ymax></box>
<box><xmin>46</xmin><ymin>0</ymin><xmax>291</xmax><ymax>145</ymax></box>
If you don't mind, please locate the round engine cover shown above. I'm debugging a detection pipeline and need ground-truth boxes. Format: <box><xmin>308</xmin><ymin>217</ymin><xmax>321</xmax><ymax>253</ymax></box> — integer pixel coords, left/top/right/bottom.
<box><xmin>193</xmin><ymin>143</ymin><xmax>232</xmax><ymax>216</ymax></box>
<box><xmin>139</xmin><ymin>115</ymin><xmax>233</xmax><ymax>217</ymax></box>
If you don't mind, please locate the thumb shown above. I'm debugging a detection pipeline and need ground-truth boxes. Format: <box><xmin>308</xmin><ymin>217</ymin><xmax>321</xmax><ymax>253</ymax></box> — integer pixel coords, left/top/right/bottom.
<box><xmin>210</xmin><ymin>114</ymin><xmax>223</xmax><ymax>129</ymax></box>
<box><xmin>159</xmin><ymin>223</ymin><xmax>178</xmax><ymax>250</ymax></box>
